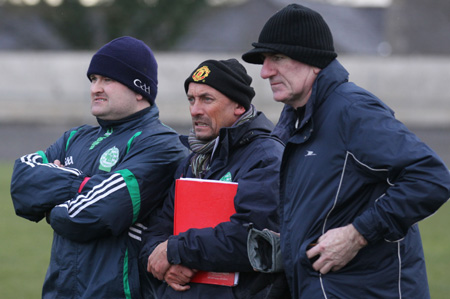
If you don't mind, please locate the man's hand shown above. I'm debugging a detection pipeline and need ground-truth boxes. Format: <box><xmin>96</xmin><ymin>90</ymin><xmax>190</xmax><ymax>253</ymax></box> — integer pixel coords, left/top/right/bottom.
<box><xmin>53</xmin><ymin>160</ymin><xmax>64</xmax><ymax>167</ymax></box>
<box><xmin>147</xmin><ymin>240</ymin><xmax>171</xmax><ymax>281</ymax></box>
<box><xmin>306</xmin><ymin>224</ymin><xmax>367</xmax><ymax>274</ymax></box>
<box><xmin>164</xmin><ymin>264</ymin><xmax>196</xmax><ymax>292</ymax></box>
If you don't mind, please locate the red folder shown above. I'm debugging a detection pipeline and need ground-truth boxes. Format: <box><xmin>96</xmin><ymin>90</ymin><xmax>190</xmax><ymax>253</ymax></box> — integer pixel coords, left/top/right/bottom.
<box><xmin>174</xmin><ymin>178</ymin><xmax>239</xmax><ymax>286</ymax></box>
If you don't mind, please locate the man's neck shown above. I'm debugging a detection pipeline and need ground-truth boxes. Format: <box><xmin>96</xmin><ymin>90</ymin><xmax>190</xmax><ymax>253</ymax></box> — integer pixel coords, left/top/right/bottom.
<box><xmin>97</xmin><ymin>106</ymin><xmax>151</xmax><ymax>127</ymax></box>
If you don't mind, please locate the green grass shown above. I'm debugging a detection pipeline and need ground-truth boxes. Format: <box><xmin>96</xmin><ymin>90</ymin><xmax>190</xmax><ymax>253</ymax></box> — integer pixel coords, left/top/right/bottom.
<box><xmin>0</xmin><ymin>161</ymin><xmax>448</xmax><ymax>298</ymax></box>
<box><xmin>0</xmin><ymin>161</ymin><xmax>53</xmax><ymax>299</ymax></box>
<box><xmin>421</xmin><ymin>201</ymin><xmax>450</xmax><ymax>297</ymax></box>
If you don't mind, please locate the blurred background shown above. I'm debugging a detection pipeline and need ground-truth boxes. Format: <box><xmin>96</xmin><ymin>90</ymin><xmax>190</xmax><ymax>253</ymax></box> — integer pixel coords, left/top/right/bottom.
<box><xmin>0</xmin><ymin>0</ymin><xmax>449</xmax><ymax>297</ymax></box>
<box><xmin>0</xmin><ymin>0</ymin><xmax>449</xmax><ymax>163</ymax></box>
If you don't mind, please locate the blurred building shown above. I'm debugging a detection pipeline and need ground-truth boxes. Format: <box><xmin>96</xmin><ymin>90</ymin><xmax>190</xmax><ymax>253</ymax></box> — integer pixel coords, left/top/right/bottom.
<box><xmin>0</xmin><ymin>0</ymin><xmax>449</xmax><ymax>55</ymax></box>
<box><xmin>174</xmin><ymin>0</ymin><xmax>450</xmax><ymax>55</ymax></box>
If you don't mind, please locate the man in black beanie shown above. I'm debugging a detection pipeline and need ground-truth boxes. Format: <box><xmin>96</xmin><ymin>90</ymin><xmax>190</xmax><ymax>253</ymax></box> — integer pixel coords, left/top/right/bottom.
<box><xmin>140</xmin><ymin>58</ymin><xmax>289</xmax><ymax>298</ymax></box>
<box><xmin>10</xmin><ymin>36</ymin><xmax>187</xmax><ymax>298</ymax></box>
<box><xmin>242</xmin><ymin>3</ymin><xmax>450</xmax><ymax>299</ymax></box>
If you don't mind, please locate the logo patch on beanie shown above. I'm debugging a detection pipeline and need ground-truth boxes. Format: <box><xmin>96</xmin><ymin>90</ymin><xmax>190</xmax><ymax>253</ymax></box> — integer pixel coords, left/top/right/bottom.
<box><xmin>134</xmin><ymin>79</ymin><xmax>151</xmax><ymax>95</ymax></box>
<box><xmin>192</xmin><ymin>66</ymin><xmax>211</xmax><ymax>82</ymax></box>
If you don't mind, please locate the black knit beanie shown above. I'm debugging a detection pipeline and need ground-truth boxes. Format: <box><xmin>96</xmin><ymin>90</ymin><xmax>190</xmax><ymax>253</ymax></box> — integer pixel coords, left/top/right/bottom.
<box><xmin>87</xmin><ymin>36</ymin><xmax>158</xmax><ymax>105</ymax></box>
<box><xmin>184</xmin><ymin>59</ymin><xmax>255</xmax><ymax>110</ymax></box>
<box><xmin>242</xmin><ymin>4</ymin><xmax>337</xmax><ymax>68</ymax></box>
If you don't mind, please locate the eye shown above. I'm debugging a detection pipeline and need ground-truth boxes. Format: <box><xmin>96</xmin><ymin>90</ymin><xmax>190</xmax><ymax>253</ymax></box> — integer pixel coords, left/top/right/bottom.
<box><xmin>89</xmin><ymin>75</ymin><xmax>97</xmax><ymax>82</ymax></box>
<box><xmin>272</xmin><ymin>55</ymin><xmax>284</xmax><ymax>61</ymax></box>
<box><xmin>187</xmin><ymin>96</ymin><xmax>194</xmax><ymax>104</ymax></box>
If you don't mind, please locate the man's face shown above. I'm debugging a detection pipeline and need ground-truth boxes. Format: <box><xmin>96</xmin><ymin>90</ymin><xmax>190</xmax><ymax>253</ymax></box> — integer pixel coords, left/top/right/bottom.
<box><xmin>90</xmin><ymin>74</ymin><xmax>143</xmax><ymax>120</ymax></box>
<box><xmin>260</xmin><ymin>53</ymin><xmax>320</xmax><ymax>108</ymax></box>
<box><xmin>187</xmin><ymin>83</ymin><xmax>245</xmax><ymax>141</ymax></box>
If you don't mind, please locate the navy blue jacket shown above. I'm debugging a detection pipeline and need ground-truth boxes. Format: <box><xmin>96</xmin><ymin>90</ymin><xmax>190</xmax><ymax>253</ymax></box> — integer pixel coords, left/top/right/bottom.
<box><xmin>273</xmin><ymin>60</ymin><xmax>450</xmax><ymax>298</ymax></box>
<box><xmin>141</xmin><ymin>111</ymin><xmax>286</xmax><ymax>298</ymax></box>
<box><xmin>11</xmin><ymin>105</ymin><xmax>187</xmax><ymax>298</ymax></box>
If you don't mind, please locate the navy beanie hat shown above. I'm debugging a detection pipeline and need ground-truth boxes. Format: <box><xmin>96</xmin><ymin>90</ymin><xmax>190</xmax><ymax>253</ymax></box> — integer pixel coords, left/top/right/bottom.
<box><xmin>87</xmin><ymin>36</ymin><xmax>158</xmax><ymax>105</ymax></box>
<box><xmin>242</xmin><ymin>4</ymin><xmax>337</xmax><ymax>68</ymax></box>
<box><xmin>184</xmin><ymin>59</ymin><xmax>255</xmax><ymax>110</ymax></box>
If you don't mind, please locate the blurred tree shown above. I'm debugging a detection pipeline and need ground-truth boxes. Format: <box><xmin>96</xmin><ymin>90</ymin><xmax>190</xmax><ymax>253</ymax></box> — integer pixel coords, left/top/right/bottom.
<box><xmin>2</xmin><ymin>0</ymin><xmax>206</xmax><ymax>50</ymax></box>
<box><xmin>4</xmin><ymin>0</ymin><xmax>448</xmax><ymax>53</ymax></box>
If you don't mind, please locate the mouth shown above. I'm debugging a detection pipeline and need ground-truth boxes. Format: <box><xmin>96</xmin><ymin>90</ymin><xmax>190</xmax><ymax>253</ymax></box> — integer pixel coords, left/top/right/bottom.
<box><xmin>193</xmin><ymin>118</ymin><xmax>210</xmax><ymax>130</ymax></box>
<box><xmin>195</xmin><ymin>121</ymin><xmax>208</xmax><ymax>126</ymax></box>
<box><xmin>270</xmin><ymin>80</ymin><xmax>282</xmax><ymax>87</ymax></box>
<box><xmin>93</xmin><ymin>97</ymin><xmax>107</xmax><ymax>103</ymax></box>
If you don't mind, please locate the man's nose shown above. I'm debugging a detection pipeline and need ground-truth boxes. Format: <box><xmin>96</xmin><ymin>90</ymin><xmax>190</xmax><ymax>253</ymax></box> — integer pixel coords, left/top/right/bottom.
<box><xmin>190</xmin><ymin>100</ymin><xmax>203</xmax><ymax>116</ymax></box>
<box><xmin>91</xmin><ymin>80</ymin><xmax>104</xmax><ymax>93</ymax></box>
<box><xmin>260</xmin><ymin>60</ymin><xmax>275</xmax><ymax>79</ymax></box>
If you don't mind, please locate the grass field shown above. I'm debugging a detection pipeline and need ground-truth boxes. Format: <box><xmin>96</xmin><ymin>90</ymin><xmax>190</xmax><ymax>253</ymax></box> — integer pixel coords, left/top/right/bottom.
<box><xmin>0</xmin><ymin>161</ymin><xmax>449</xmax><ymax>298</ymax></box>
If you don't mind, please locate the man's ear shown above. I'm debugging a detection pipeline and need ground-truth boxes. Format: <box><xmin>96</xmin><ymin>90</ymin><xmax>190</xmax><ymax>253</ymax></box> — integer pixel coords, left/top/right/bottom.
<box><xmin>136</xmin><ymin>93</ymin><xmax>151</xmax><ymax>106</ymax></box>
<box><xmin>234</xmin><ymin>104</ymin><xmax>246</xmax><ymax>117</ymax></box>
<box><xmin>136</xmin><ymin>93</ymin><xmax>144</xmax><ymax>101</ymax></box>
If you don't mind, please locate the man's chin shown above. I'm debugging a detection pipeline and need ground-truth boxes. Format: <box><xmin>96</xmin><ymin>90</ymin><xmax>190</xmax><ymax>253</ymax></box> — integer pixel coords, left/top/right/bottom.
<box><xmin>194</xmin><ymin>130</ymin><xmax>215</xmax><ymax>142</ymax></box>
<box><xmin>91</xmin><ymin>111</ymin><xmax>102</xmax><ymax>118</ymax></box>
<box><xmin>272</xmin><ymin>93</ymin><xmax>288</xmax><ymax>103</ymax></box>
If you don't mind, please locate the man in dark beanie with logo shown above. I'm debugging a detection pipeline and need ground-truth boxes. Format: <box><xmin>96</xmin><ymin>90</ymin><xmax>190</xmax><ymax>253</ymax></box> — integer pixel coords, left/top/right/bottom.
<box><xmin>140</xmin><ymin>58</ymin><xmax>289</xmax><ymax>298</ymax></box>
<box><xmin>242</xmin><ymin>3</ymin><xmax>450</xmax><ymax>299</ymax></box>
<box><xmin>10</xmin><ymin>36</ymin><xmax>187</xmax><ymax>298</ymax></box>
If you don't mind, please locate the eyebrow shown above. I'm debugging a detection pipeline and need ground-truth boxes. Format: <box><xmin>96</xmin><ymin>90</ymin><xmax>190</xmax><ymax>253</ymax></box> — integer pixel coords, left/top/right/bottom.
<box><xmin>187</xmin><ymin>92</ymin><xmax>215</xmax><ymax>99</ymax></box>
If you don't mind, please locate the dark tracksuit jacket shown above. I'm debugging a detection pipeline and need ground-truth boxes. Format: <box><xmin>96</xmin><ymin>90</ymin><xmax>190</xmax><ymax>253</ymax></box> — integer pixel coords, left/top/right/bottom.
<box><xmin>11</xmin><ymin>105</ymin><xmax>187</xmax><ymax>298</ymax></box>
<box><xmin>273</xmin><ymin>59</ymin><xmax>450</xmax><ymax>298</ymax></box>
<box><xmin>140</xmin><ymin>111</ymin><xmax>288</xmax><ymax>298</ymax></box>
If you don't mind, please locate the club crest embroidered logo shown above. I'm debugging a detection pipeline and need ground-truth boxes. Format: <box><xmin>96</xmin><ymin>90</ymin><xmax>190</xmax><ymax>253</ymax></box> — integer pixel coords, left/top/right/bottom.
<box><xmin>99</xmin><ymin>146</ymin><xmax>119</xmax><ymax>172</ymax></box>
<box><xmin>220</xmin><ymin>172</ymin><xmax>232</xmax><ymax>182</ymax></box>
<box><xmin>192</xmin><ymin>65</ymin><xmax>211</xmax><ymax>82</ymax></box>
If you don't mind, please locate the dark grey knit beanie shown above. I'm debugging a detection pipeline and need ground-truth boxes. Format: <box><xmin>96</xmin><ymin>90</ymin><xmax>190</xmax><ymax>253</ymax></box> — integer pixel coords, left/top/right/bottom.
<box><xmin>242</xmin><ymin>4</ymin><xmax>337</xmax><ymax>68</ymax></box>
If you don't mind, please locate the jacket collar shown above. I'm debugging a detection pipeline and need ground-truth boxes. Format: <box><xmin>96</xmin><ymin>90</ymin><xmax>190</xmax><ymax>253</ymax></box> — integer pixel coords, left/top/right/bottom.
<box><xmin>304</xmin><ymin>59</ymin><xmax>349</xmax><ymax>126</ymax></box>
<box><xmin>219</xmin><ymin>111</ymin><xmax>274</xmax><ymax>148</ymax></box>
<box><xmin>312</xmin><ymin>59</ymin><xmax>349</xmax><ymax>107</ymax></box>
<box><xmin>182</xmin><ymin>111</ymin><xmax>274</xmax><ymax>177</ymax></box>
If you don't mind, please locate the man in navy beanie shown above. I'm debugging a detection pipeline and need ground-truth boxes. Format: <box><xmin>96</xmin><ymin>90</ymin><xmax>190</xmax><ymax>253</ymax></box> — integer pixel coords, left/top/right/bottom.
<box><xmin>11</xmin><ymin>36</ymin><xmax>187</xmax><ymax>298</ymax></box>
<box><xmin>141</xmin><ymin>58</ymin><xmax>289</xmax><ymax>298</ymax></box>
<box><xmin>243</xmin><ymin>4</ymin><xmax>450</xmax><ymax>299</ymax></box>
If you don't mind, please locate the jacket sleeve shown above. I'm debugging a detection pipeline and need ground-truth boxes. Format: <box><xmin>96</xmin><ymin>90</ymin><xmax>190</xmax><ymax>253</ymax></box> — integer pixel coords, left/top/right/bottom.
<box><xmin>10</xmin><ymin>131</ymin><xmax>84</xmax><ymax>222</ymax></box>
<box><xmin>346</xmin><ymin>99</ymin><xmax>450</xmax><ymax>243</ymax></box>
<box><xmin>140</xmin><ymin>176</ymin><xmax>178</xmax><ymax>268</ymax></box>
<box><xmin>47</xmin><ymin>133</ymin><xmax>186</xmax><ymax>243</ymax></box>
<box><xmin>166</xmin><ymin>141</ymin><xmax>284</xmax><ymax>273</ymax></box>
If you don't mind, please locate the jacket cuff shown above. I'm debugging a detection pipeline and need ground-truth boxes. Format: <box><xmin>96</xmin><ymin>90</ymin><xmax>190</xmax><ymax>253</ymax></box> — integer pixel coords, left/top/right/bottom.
<box><xmin>167</xmin><ymin>236</ymin><xmax>182</xmax><ymax>265</ymax></box>
<box><xmin>352</xmin><ymin>211</ymin><xmax>381</xmax><ymax>243</ymax></box>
